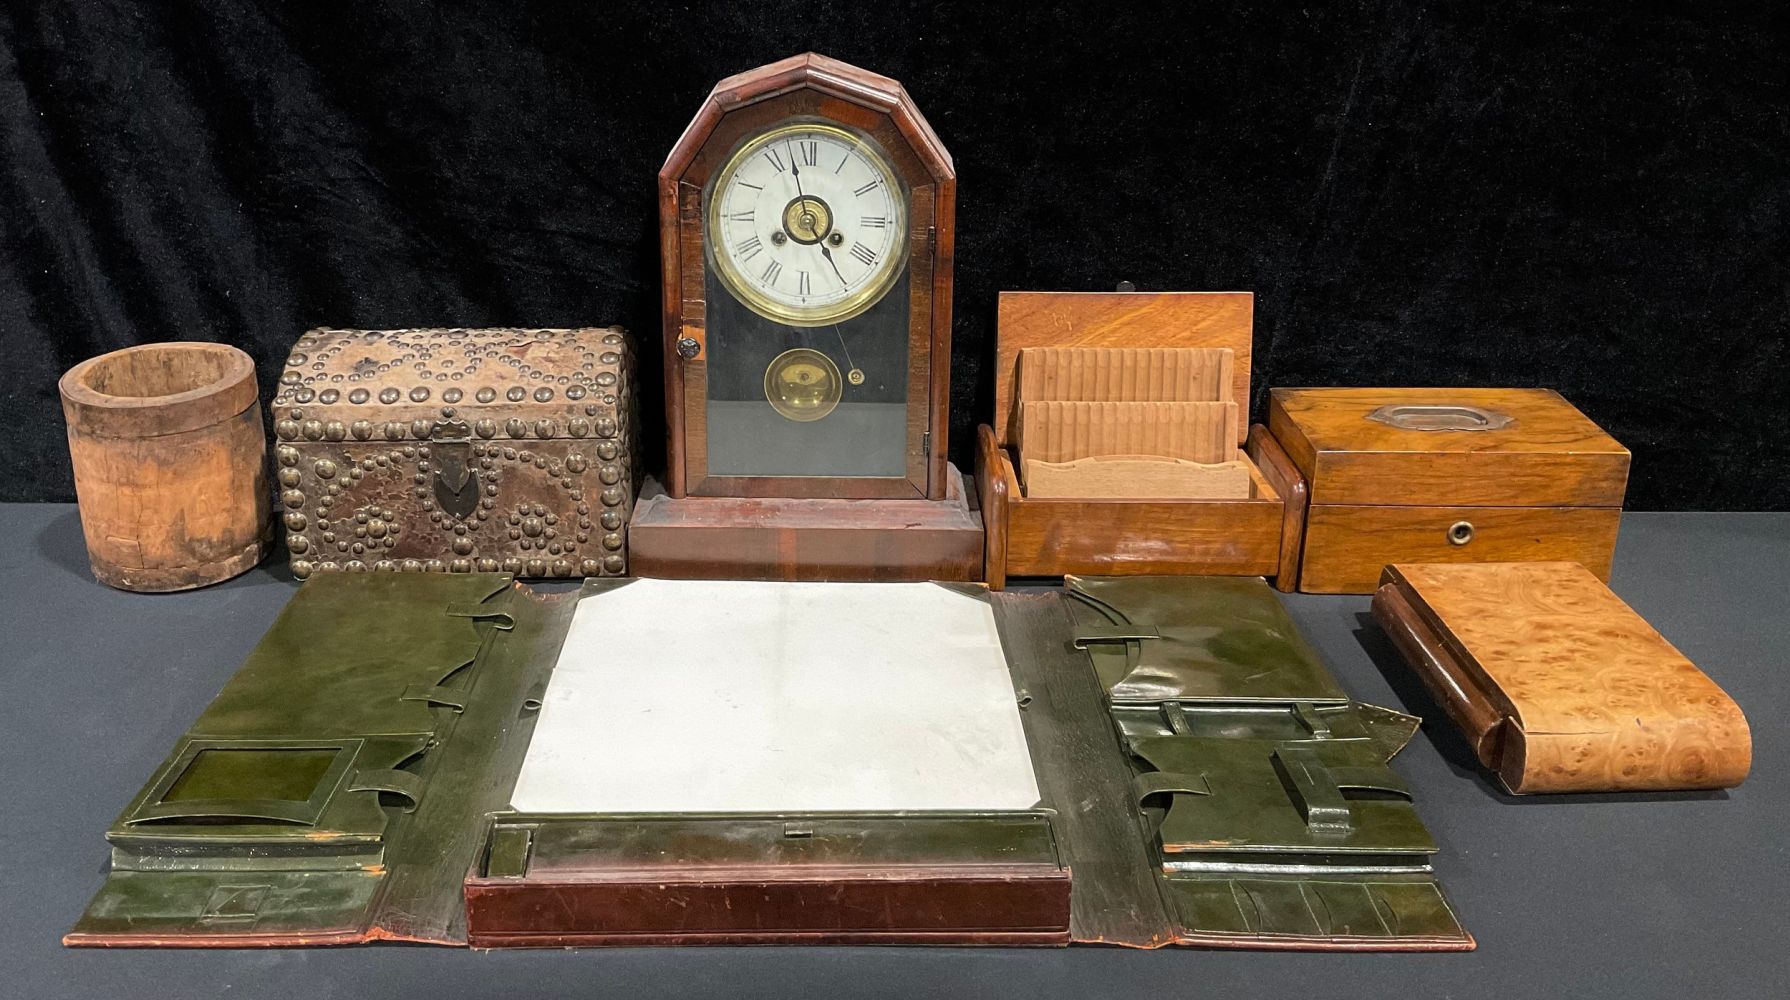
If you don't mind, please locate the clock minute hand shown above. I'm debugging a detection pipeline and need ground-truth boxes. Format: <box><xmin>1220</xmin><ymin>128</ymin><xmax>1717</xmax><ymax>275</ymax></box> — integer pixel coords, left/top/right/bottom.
<box><xmin>786</xmin><ymin>139</ymin><xmax>821</xmax><ymax>242</ymax></box>
<box><xmin>787</xmin><ymin>139</ymin><xmax>808</xmax><ymax>202</ymax></box>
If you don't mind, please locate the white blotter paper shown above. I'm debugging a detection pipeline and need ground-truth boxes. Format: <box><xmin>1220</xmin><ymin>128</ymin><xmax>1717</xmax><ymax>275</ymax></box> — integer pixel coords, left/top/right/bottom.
<box><xmin>508</xmin><ymin>579</ymin><xmax>1042</xmax><ymax>813</ymax></box>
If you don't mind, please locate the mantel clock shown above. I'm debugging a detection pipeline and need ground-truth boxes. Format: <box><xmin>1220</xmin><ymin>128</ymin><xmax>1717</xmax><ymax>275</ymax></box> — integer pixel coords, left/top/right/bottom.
<box><xmin>658</xmin><ymin>52</ymin><xmax>955</xmax><ymax>500</ymax></box>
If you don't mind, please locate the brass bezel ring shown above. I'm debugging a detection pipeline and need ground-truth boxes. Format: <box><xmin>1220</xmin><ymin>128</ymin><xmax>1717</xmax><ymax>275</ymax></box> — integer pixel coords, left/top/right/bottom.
<box><xmin>706</xmin><ymin>122</ymin><xmax>908</xmax><ymax>328</ymax></box>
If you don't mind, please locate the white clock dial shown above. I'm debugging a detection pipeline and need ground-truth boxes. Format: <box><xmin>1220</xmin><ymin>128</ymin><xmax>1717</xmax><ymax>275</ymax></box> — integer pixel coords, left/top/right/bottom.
<box><xmin>707</xmin><ymin>123</ymin><xmax>907</xmax><ymax>326</ymax></box>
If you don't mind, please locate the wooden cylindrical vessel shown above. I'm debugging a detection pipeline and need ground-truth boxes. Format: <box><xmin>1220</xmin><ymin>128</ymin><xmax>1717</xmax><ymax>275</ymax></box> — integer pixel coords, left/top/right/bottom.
<box><xmin>59</xmin><ymin>342</ymin><xmax>272</xmax><ymax>591</ymax></box>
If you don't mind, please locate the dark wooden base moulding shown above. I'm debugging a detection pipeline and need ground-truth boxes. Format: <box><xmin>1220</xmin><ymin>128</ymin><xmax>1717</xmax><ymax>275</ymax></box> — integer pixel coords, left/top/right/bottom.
<box><xmin>626</xmin><ymin>464</ymin><xmax>984</xmax><ymax>582</ymax></box>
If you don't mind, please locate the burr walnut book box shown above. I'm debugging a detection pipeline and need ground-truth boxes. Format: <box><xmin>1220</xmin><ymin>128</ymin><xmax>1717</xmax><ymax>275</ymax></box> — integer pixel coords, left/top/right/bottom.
<box><xmin>1266</xmin><ymin>387</ymin><xmax>1630</xmax><ymax>594</ymax></box>
<box><xmin>1372</xmin><ymin>562</ymin><xmax>1750</xmax><ymax>794</ymax></box>
<box><xmin>977</xmin><ymin>290</ymin><xmax>1307</xmax><ymax>588</ymax></box>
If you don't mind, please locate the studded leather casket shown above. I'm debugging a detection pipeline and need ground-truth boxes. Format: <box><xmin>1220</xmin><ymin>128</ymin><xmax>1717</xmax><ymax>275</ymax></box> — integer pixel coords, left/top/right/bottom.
<box><xmin>273</xmin><ymin>327</ymin><xmax>636</xmax><ymax>579</ymax></box>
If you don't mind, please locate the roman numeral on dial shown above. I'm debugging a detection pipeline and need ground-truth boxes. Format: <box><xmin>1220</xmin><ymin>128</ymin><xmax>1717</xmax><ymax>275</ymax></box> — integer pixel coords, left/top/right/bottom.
<box><xmin>726</xmin><ymin>210</ymin><xmax>755</xmax><ymax>222</ymax></box>
<box><xmin>798</xmin><ymin>141</ymin><xmax>818</xmax><ymax>166</ymax></box>
<box><xmin>860</xmin><ymin>215</ymin><xmax>887</xmax><ymax>228</ymax></box>
<box><xmin>761</xmin><ymin>260</ymin><xmax>783</xmax><ymax>285</ymax></box>
<box><xmin>797</xmin><ymin>271</ymin><xmax>811</xmax><ymax>295</ymax></box>
<box><xmin>738</xmin><ymin>235</ymin><xmax>762</xmax><ymax>260</ymax></box>
<box><xmin>854</xmin><ymin>180</ymin><xmax>880</xmax><ymax>196</ymax></box>
<box><xmin>849</xmin><ymin>243</ymin><xmax>878</xmax><ymax>266</ymax></box>
<box><xmin>762</xmin><ymin>148</ymin><xmax>785</xmax><ymax>172</ymax></box>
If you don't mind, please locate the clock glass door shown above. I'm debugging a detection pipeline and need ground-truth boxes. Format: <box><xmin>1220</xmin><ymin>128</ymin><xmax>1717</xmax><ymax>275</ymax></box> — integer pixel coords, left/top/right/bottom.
<box><xmin>698</xmin><ymin>120</ymin><xmax>925</xmax><ymax>494</ymax></box>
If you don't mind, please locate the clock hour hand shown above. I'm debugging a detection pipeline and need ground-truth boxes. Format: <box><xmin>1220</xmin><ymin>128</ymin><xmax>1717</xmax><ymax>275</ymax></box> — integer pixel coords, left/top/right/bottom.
<box><xmin>819</xmin><ymin>245</ymin><xmax>848</xmax><ymax>287</ymax></box>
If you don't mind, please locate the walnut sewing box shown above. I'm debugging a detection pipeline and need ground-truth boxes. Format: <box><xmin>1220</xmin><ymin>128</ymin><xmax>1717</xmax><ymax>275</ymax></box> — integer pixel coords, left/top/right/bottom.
<box><xmin>976</xmin><ymin>290</ymin><xmax>1305</xmax><ymax>588</ymax></box>
<box><xmin>1265</xmin><ymin>387</ymin><xmax>1630</xmax><ymax>594</ymax></box>
<box><xmin>273</xmin><ymin>327</ymin><xmax>636</xmax><ymax>579</ymax></box>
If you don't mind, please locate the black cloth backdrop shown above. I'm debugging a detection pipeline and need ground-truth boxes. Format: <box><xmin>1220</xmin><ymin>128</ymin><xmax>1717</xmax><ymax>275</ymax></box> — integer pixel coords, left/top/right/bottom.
<box><xmin>2</xmin><ymin>1</ymin><xmax>1785</xmax><ymax>508</ymax></box>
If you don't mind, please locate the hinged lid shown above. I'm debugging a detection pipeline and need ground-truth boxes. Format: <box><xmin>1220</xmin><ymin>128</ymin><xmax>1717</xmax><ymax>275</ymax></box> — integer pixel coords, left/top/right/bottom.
<box><xmin>993</xmin><ymin>291</ymin><xmax>1254</xmax><ymax>448</ymax></box>
<box><xmin>275</xmin><ymin>327</ymin><xmax>630</xmax><ymax>438</ymax></box>
<box><xmin>1269</xmin><ymin>387</ymin><xmax>1630</xmax><ymax>507</ymax></box>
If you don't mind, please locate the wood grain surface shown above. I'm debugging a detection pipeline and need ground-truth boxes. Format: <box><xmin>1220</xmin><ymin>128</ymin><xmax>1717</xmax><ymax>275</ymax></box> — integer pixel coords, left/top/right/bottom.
<box><xmin>981</xmin><ymin>433</ymin><xmax>1280</xmax><ymax>580</ymax></box>
<box><xmin>1245</xmin><ymin>424</ymin><xmax>1309</xmax><ymax>593</ymax></box>
<box><xmin>1268</xmin><ymin>388</ymin><xmax>1630</xmax><ymax>507</ymax></box>
<box><xmin>627</xmin><ymin>466</ymin><xmax>983</xmax><ymax>582</ymax></box>
<box><xmin>1299</xmin><ymin>504</ymin><xmax>1621</xmax><ymax>594</ymax></box>
<box><xmin>994</xmin><ymin>292</ymin><xmax>1253</xmax><ymax>447</ymax></box>
<box><xmin>1374</xmin><ymin>562</ymin><xmax>1751</xmax><ymax>793</ymax></box>
<box><xmin>1016</xmin><ymin>346</ymin><xmax>1232</xmax><ymax>404</ymax></box>
<box><xmin>1021</xmin><ymin>455</ymin><xmax>1250</xmax><ymax>500</ymax></box>
<box><xmin>1018</xmin><ymin>400</ymin><xmax>1238</xmax><ymax>465</ymax></box>
<box><xmin>59</xmin><ymin>343</ymin><xmax>270</xmax><ymax>591</ymax></box>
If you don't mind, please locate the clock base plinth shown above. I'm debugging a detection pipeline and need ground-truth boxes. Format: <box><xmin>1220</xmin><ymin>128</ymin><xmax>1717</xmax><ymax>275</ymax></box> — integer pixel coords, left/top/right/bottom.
<box><xmin>627</xmin><ymin>465</ymin><xmax>983</xmax><ymax>582</ymax></box>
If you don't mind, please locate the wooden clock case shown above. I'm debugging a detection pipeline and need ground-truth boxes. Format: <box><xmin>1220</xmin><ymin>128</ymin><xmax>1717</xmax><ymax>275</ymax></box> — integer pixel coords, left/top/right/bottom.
<box><xmin>976</xmin><ymin>291</ymin><xmax>1308</xmax><ymax>588</ymax></box>
<box><xmin>630</xmin><ymin>52</ymin><xmax>982</xmax><ymax>581</ymax></box>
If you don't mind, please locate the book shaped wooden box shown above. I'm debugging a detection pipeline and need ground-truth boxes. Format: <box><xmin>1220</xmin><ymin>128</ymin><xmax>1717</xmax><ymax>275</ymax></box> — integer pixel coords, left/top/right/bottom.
<box><xmin>976</xmin><ymin>291</ymin><xmax>1308</xmax><ymax>588</ymax></box>
<box><xmin>66</xmin><ymin>573</ymin><xmax>1469</xmax><ymax>951</ymax></box>
<box><xmin>1372</xmin><ymin>561</ymin><xmax>1750</xmax><ymax>794</ymax></box>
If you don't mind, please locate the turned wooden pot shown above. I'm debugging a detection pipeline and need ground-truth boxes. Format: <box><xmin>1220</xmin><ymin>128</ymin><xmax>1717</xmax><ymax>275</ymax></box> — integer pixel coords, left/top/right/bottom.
<box><xmin>59</xmin><ymin>343</ymin><xmax>272</xmax><ymax>591</ymax></box>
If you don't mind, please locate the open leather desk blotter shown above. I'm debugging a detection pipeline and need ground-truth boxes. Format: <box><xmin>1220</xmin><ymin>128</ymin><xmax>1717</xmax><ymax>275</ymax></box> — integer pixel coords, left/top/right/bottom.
<box><xmin>68</xmin><ymin>573</ymin><xmax>1471</xmax><ymax>950</ymax></box>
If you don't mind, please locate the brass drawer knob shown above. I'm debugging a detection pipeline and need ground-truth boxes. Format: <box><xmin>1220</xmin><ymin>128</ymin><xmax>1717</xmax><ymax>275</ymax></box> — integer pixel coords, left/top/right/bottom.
<box><xmin>1447</xmin><ymin>520</ymin><xmax>1475</xmax><ymax>546</ymax></box>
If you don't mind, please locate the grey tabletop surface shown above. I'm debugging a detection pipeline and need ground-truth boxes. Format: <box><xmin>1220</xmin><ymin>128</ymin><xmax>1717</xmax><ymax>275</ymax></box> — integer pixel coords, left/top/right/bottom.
<box><xmin>2</xmin><ymin>504</ymin><xmax>1783</xmax><ymax>1000</ymax></box>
